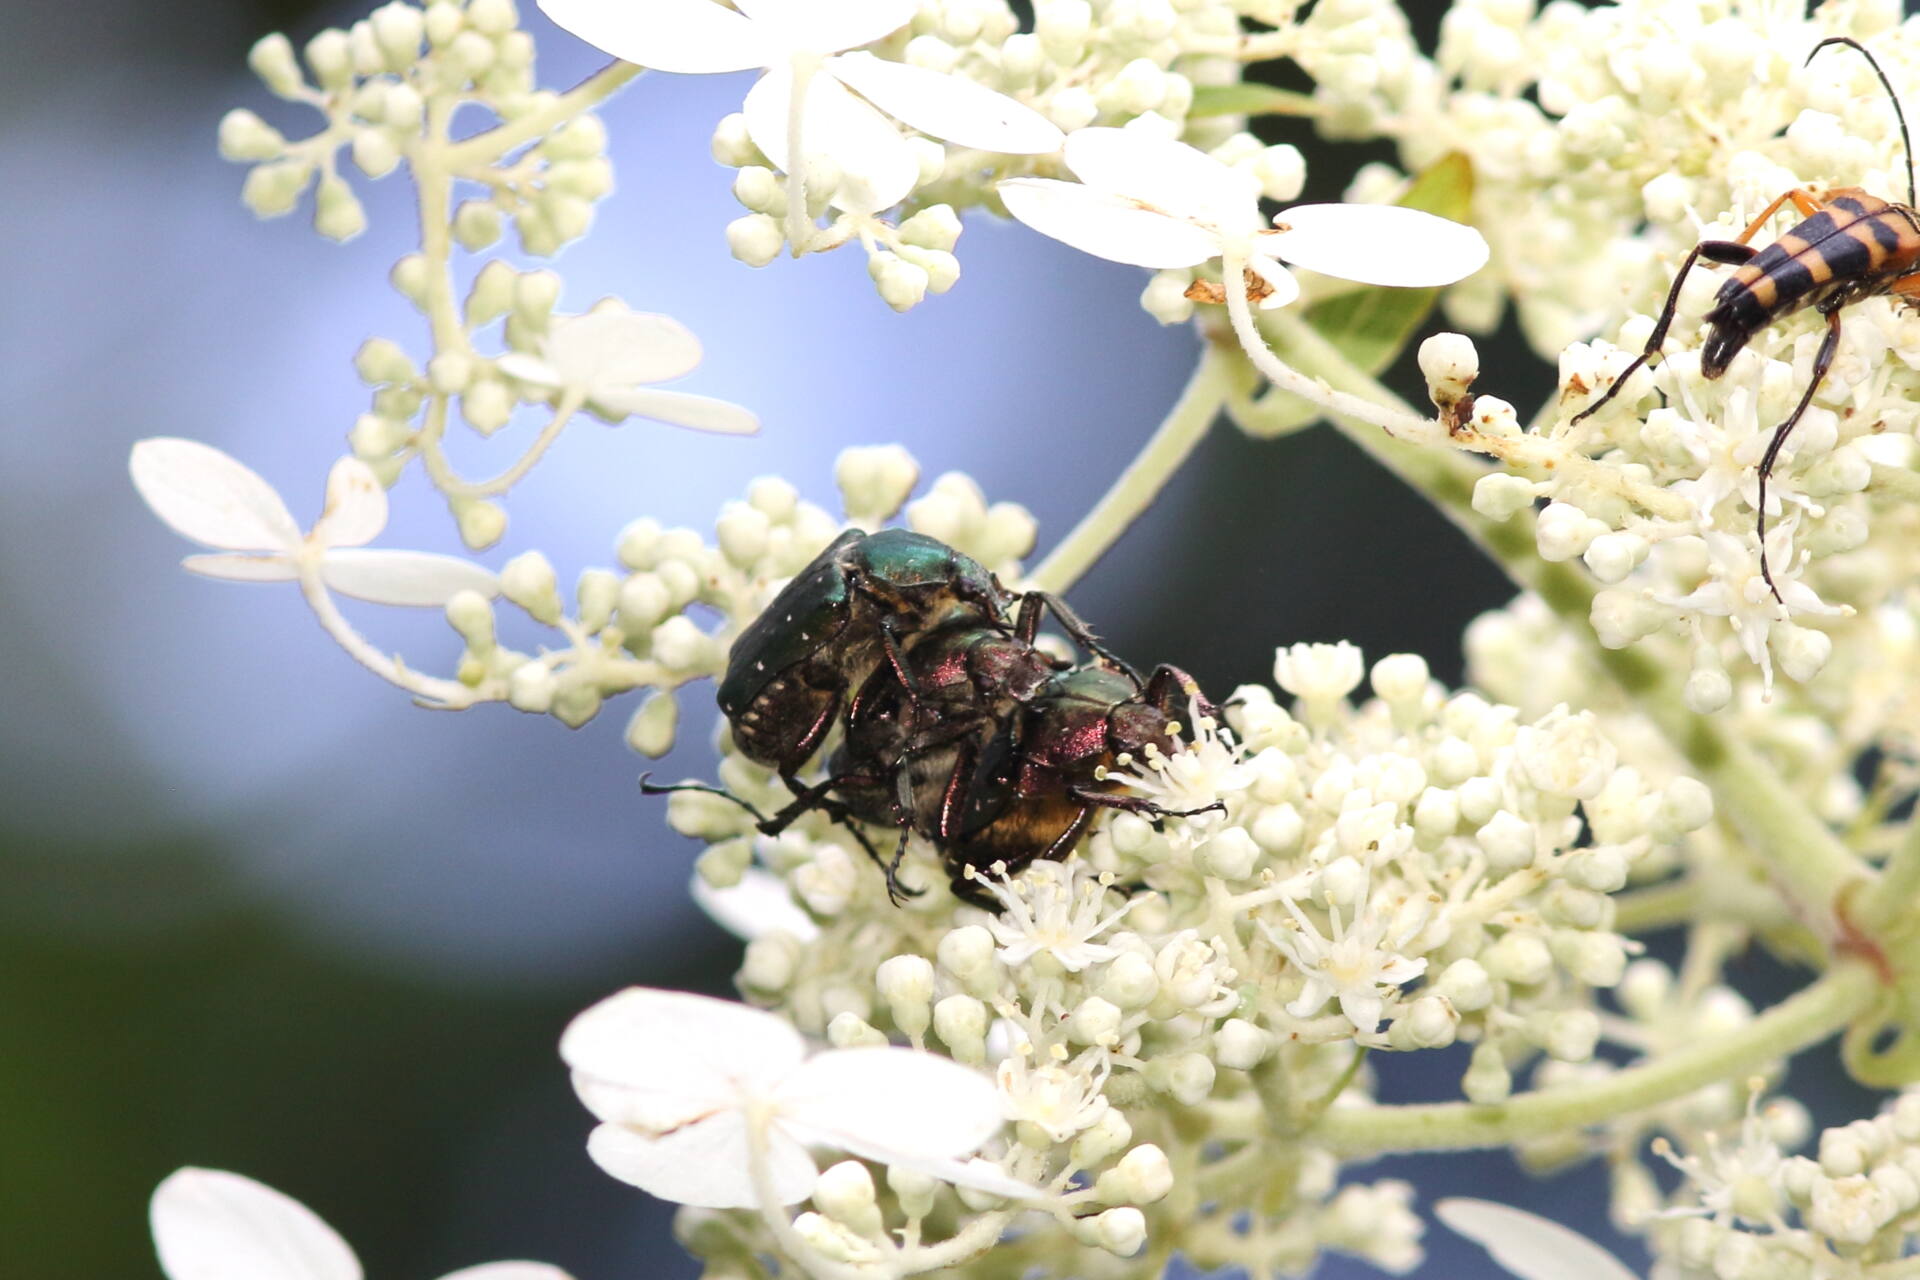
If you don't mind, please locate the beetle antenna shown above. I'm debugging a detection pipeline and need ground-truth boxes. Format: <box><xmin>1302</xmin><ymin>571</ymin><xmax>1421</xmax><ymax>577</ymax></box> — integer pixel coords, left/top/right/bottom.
<box><xmin>1808</xmin><ymin>35</ymin><xmax>1915</xmax><ymax>208</ymax></box>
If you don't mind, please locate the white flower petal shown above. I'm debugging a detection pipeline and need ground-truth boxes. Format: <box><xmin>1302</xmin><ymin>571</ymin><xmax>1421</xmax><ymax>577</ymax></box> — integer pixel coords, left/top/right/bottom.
<box><xmin>826</xmin><ymin>52</ymin><xmax>1062</xmax><ymax>154</ymax></box>
<box><xmin>691</xmin><ymin>869</ymin><xmax>820</xmax><ymax>941</ymax></box>
<box><xmin>1247</xmin><ymin>254</ymin><xmax>1301</xmax><ymax>309</ymax></box>
<box><xmin>1436</xmin><ymin>1199</ymin><xmax>1639</xmax><ymax>1280</ymax></box>
<box><xmin>535</xmin><ymin>0</ymin><xmax>775</xmax><ymax>72</ymax></box>
<box><xmin>548</xmin><ymin>310</ymin><xmax>705</xmax><ymax>391</ymax></box>
<box><xmin>1267</xmin><ymin>204</ymin><xmax>1489</xmax><ymax>287</ymax></box>
<box><xmin>999</xmin><ymin>178</ymin><xmax>1220</xmax><ymax>268</ymax></box>
<box><xmin>310</xmin><ymin>457</ymin><xmax>388</xmax><ymax>549</ymax></box>
<box><xmin>598</xmin><ymin>387</ymin><xmax>761</xmax><ymax>435</ymax></box>
<box><xmin>585</xmin><ymin>1114</ymin><xmax>819</xmax><ymax>1209</ymax></box>
<box><xmin>562</xmin><ymin>988</ymin><xmax>808</xmax><ymax>1109</ymax></box>
<box><xmin>776</xmin><ymin>1047</ymin><xmax>1005</xmax><ymax>1162</ymax></box>
<box><xmin>1063</xmin><ymin>127</ymin><xmax>1260</xmax><ymax>230</ymax></box>
<box><xmin>319</xmin><ymin>549</ymin><xmax>501</xmax><ymax>607</ymax></box>
<box><xmin>495</xmin><ymin>353</ymin><xmax>559</xmax><ymax>387</ymax></box>
<box><xmin>746</xmin><ymin>67</ymin><xmax>919</xmax><ymax>213</ymax></box>
<box><xmin>735</xmin><ymin>0</ymin><xmax>917</xmax><ymax>56</ymax></box>
<box><xmin>151</xmin><ymin>1168</ymin><xmax>361</xmax><ymax>1280</ymax></box>
<box><xmin>886</xmin><ymin>1154</ymin><xmax>1040</xmax><ymax>1201</ymax></box>
<box><xmin>437</xmin><ymin>1265</ymin><xmax>575</xmax><ymax>1280</ymax></box>
<box><xmin>131</xmin><ymin>438</ymin><xmax>301</xmax><ymax>552</ymax></box>
<box><xmin>182</xmin><ymin>553</ymin><xmax>300</xmax><ymax>583</ymax></box>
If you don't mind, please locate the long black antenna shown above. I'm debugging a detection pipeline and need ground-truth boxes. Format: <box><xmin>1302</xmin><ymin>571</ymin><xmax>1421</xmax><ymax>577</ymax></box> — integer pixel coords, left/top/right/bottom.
<box><xmin>1808</xmin><ymin>35</ymin><xmax>1915</xmax><ymax>208</ymax></box>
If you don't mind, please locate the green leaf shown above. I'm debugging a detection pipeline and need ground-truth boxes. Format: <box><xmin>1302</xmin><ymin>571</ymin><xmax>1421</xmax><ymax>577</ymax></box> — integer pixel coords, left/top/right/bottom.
<box><xmin>1239</xmin><ymin>153</ymin><xmax>1476</xmax><ymax>439</ymax></box>
<box><xmin>1189</xmin><ymin>83</ymin><xmax>1322</xmax><ymax>119</ymax></box>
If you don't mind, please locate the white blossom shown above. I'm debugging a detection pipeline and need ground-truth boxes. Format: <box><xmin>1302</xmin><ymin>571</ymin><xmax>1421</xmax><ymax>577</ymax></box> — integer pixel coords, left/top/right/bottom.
<box><xmin>1261</xmin><ymin>880</ymin><xmax>1428</xmax><ymax>1036</ymax></box>
<box><xmin>1436</xmin><ymin>1199</ymin><xmax>1638</xmax><ymax>1280</ymax></box>
<box><xmin>150</xmin><ymin>1167</ymin><xmax>573</xmax><ymax>1280</ymax></box>
<box><xmin>130</xmin><ymin>439</ymin><xmax>498</xmax><ymax>606</ymax></box>
<box><xmin>562</xmin><ymin>986</ymin><xmax>1033</xmax><ymax>1208</ymax></box>
<box><xmin>495</xmin><ymin>304</ymin><xmax>759</xmax><ymax>434</ymax></box>
<box><xmin>536</xmin><ymin>0</ymin><xmax>1061</xmax><ymax>215</ymax></box>
<box><xmin>1000</xmin><ymin>127</ymin><xmax>1487</xmax><ymax>309</ymax></box>
<box><xmin>980</xmin><ymin>859</ymin><xmax>1134</xmax><ymax>972</ymax></box>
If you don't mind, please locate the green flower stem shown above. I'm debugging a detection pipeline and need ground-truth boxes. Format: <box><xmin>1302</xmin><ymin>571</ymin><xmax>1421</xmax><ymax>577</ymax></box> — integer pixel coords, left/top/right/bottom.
<box><xmin>1027</xmin><ymin>340</ymin><xmax>1239</xmax><ymax>594</ymax></box>
<box><xmin>446</xmin><ymin>60</ymin><xmax>645</xmax><ymax>169</ymax></box>
<box><xmin>1257</xmin><ymin>310</ymin><xmax>1872</xmax><ymax>926</ymax></box>
<box><xmin>1314</xmin><ymin>961</ymin><xmax>1878</xmax><ymax>1156</ymax></box>
<box><xmin>1858</xmin><ymin>798</ymin><xmax>1920</xmax><ymax>934</ymax></box>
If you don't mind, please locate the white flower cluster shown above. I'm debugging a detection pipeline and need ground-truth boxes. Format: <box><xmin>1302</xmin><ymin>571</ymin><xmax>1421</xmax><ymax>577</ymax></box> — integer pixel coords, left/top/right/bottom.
<box><xmin>664</xmin><ymin>639</ymin><xmax>1710</xmax><ymax>1275</ymax></box>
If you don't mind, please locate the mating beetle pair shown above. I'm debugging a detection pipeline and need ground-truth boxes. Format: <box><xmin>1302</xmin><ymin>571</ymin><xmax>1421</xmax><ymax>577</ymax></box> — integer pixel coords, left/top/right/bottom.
<box><xmin>657</xmin><ymin>528</ymin><xmax>1215</xmax><ymax>907</ymax></box>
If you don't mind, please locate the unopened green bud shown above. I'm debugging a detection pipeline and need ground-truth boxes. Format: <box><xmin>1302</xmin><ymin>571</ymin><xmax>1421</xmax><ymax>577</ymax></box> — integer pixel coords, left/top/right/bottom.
<box><xmin>218</xmin><ymin>109</ymin><xmax>285</xmax><ymax>162</ymax></box>
<box><xmin>501</xmin><ymin>550</ymin><xmax>560</xmax><ymax>623</ymax></box>
<box><xmin>249</xmin><ymin>33</ymin><xmax>306</xmax><ymax>98</ymax></box>
<box><xmin>241</xmin><ymin>159</ymin><xmax>314</xmax><ymax>217</ymax></box>
<box><xmin>313</xmin><ymin>176</ymin><xmax>367</xmax><ymax>242</ymax></box>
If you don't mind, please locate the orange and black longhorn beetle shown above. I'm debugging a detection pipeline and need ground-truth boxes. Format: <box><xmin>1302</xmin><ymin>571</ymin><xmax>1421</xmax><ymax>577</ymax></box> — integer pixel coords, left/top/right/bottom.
<box><xmin>1572</xmin><ymin>36</ymin><xmax>1920</xmax><ymax>601</ymax></box>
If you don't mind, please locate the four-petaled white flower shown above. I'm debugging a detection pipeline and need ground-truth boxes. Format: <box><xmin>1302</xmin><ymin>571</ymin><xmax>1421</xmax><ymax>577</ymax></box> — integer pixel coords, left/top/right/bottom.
<box><xmin>1102</xmin><ymin>698</ymin><xmax>1254</xmax><ymax>844</ymax></box>
<box><xmin>496</xmin><ymin>304</ymin><xmax>760</xmax><ymax>434</ymax></box>
<box><xmin>1436</xmin><ymin>1199</ymin><xmax>1639</xmax><ymax>1280</ymax></box>
<box><xmin>1261</xmin><ymin>879</ymin><xmax>1428</xmax><ymax>1036</ymax></box>
<box><xmin>537</xmin><ymin>0</ymin><xmax>1062</xmax><ymax>215</ymax></box>
<box><xmin>130</xmin><ymin>438</ymin><xmax>499</xmax><ymax>606</ymax></box>
<box><xmin>150</xmin><ymin>1167</ymin><xmax>573</xmax><ymax>1280</ymax></box>
<box><xmin>562</xmin><ymin>986</ymin><xmax>1034</xmax><ymax>1209</ymax></box>
<box><xmin>1000</xmin><ymin>128</ymin><xmax>1489</xmax><ymax>308</ymax></box>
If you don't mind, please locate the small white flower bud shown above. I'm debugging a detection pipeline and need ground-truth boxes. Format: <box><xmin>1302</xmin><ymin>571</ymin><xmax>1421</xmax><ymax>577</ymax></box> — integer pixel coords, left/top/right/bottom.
<box><xmin>444</xmin><ymin>589</ymin><xmax>496</xmax><ymax>652</ymax></box>
<box><xmin>1037</xmin><ymin>0</ymin><xmax>1092</xmax><ymax>57</ymax></box>
<box><xmin>369</xmin><ymin>2</ymin><xmax>425</xmax><ymax>65</ymax></box>
<box><xmin>1140</xmin><ymin>269</ymin><xmax>1195</xmax><ymax>325</ymax></box>
<box><xmin>1658</xmin><ymin>776</ymin><xmax>1714</xmax><ymax>836</ymax></box>
<box><xmin>1249</xmin><ymin>802</ymin><xmax>1303</xmax><ymax>855</ymax></box>
<box><xmin>731</xmin><ymin>164</ymin><xmax>782</xmax><ymax>213</ymax></box>
<box><xmin>650</xmin><ymin>615</ymin><xmax>713</xmax><ymax>672</ymax></box>
<box><xmin>1319</xmin><ymin>854</ymin><xmax>1368</xmax><ymax>910</ymax></box>
<box><xmin>813</xmin><ymin>1160</ymin><xmax>882</xmax><ymax>1237</ymax></box>
<box><xmin>313</xmin><ymin>175</ymin><xmax>367</xmax><ymax>241</ymax></box>
<box><xmin>711</xmin><ymin>112</ymin><xmax>758</xmax><ymax>166</ymax></box>
<box><xmin>501</xmin><ymin>550</ymin><xmax>560</xmax><ymax>623</ymax></box>
<box><xmin>836</xmin><ymin>445</ymin><xmax>920</xmax><ymax>524</ymax></box>
<box><xmin>715</xmin><ymin>502</ymin><xmax>771</xmax><ymax>568</ymax></box>
<box><xmin>1435</xmin><ymin>957</ymin><xmax>1492</xmax><ymax>1012</ymax></box>
<box><xmin>1071</xmin><ymin>1108</ymin><xmax>1133</xmax><ymax>1169</ymax></box>
<box><xmin>550</xmin><ymin>680</ymin><xmax>602</xmax><ymax>729</ymax></box>
<box><xmin>1145</xmin><ymin>1052</ymin><xmax>1215</xmax><ymax>1106</ymax></box>
<box><xmin>462</xmin><ymin>261</ymin><xmax>516</xmax><ymax>327</ymax></box>
<box><xmin>1098</xmin><ymin>1144</ymin><xmax>1173</xmax><ymax>1205</ymax></box>
<box><xmin>1048</xmin><ymin>86</ymin><xmax>1099</xmax><ymax>132</ymax></box>
<box><xmin>1214</xmin><ymin>1018</ymin><xmax>1270</xmax><ymax>1070</ymax></box>
<box><xmin>1535</xmin><ymin>501</ymin><xmax>1599</xmax><ymax>562</ymax></box>
<box><xmin>242</xmin><ymin>159</ymin><xmax>315</xmax><ymax>217</ymax></box>
<box><xmin>1544</xmin><ymin>1009</ymin><xmax>1600</xmax><ymax>1062</ymax></box>
<box><xmin>868</xmin><ymin>251</ymin><xmax>931</xmax><ymax>312</ymax></box>
<box><xmin>887</xmin><ymin>1165</ymin><xmax>937</xmax><ymax>1221</ymax></box>
<box><xmin>512</xmin><ymin>268</ymin><xmax>561</xmax><ymax>319</ymax></box>
<box><xmin>937</xmin><ymin>924</ymin><xmax>998</xmax><ymax>987</ymax></box>
<box><xmin>1809</xmin><ymin>1172</ymin><xmax>1891</xmax><ymax>1244</ymax></box>
<box><xmin>1087</xmin><ymin>1207</ymin><xmax>1146</xmax><ymax>1258</ymax></box>
<box><xmin>1463</xmin><ymin>1042</ymin><xmax>1511</xmax><ymax>1103</ymax></box>
<box><xmin>456</xmin><ymin>499</ymin><xmax>507</xmax><ymax>549</ymax></box>
<box><xmin>427</xmin><ymin>351</ymin><xmax>473</xmax><ymax>394</ymax></box>
<box><xmin>899</xmin><ymin>204</ymin><xmax>963</xmax><ymax>253</ymax></box>
<box><xmin>932</xmin><ymin>994</ymin><xmax>988</xmax><ymax>1063</ymax></box>
<box><xmin>1472</xmin><ymin>472</ymin><xmax>1537</xmax><ymax>521</ymax></box>
<box><xmin>1775</xmin><ymin>623</ymin><xmax>1833</xmax><ymax>684</ymax></box>
<box><xmin>617</xmin><ymin>572</ymin><xmax>673</xmax><ymax>633</ymax></box>
<box><xmin>218</xmin><ymin>109</ymin><xmax>286</xmax><ymax>162</ymax></box>
<box><xmin>1591</xmin><ymin>587</ymin><xmax>1663</xmax><ymax>649</ymax></box>
<box><xmin>249</xmin><ymin>33</ymin><xmax>306</xmax><ymax>97</ymax></box>
<box><xmin>1273</xmin><ymin>641</ymin><xmax>1364</xmax><ymax>715</ymax></box>
<box><xmin>1892</xmin><ymin>1092</ymin><xmax>1920</xmax><ymax>1142</ymax></box>
<box><xmin>1583</xmin><ymin>531</ymin><xmax>1648</xmax><ymax>584</ymax></box>
<box><xmin>1099</xmin><ymin>951</ymin><xmax>1160</xmax><ymax>1009</ymax></box>
<box><xmin>303</xmin><ymin>28</ymin><xmax>354</xmax><ymax>90</ymax></box>
<box><xmin>1412</xmin><ymin>787</ymin><xmax>1459</xmax><ymax>847</ymax></box>
<box><xmin>354</xmin><ymin>337</ymin><xmax>415</xmax><ymax>385</ymax></box>
<box><xmin>1252</xmin><ymin>143</ymin><xmax>1306</xmax><ymax>202</ymax></box>
<box><xmin>452</xmin><ymin>199</ymin><xmax>504</xmax><ymax>249</ymax></box>
<box><xmin>1200</xmin><ymin>826</ymin><xmax>1258</xmax><ymax>881</ymax></box>
<box><xmin>1484</xmin><ymin>930</ymin><xmax>1552</xmax><ymax>986</ymax></box>
<box><xmin>350</xmin><ymin>128</ymin><xmax>401</xmax><ymax>179</ymax></box>
<box><xmin>1419</xmin><ymin>331</ymin><xmax>1479</xmax><ymax>396</ymax></box>
<box><xmin>735</xmin><ymin>930</ymin><xmax>800</xmax><ymax>994</ymax></box>
<box><xmin>876</xmin><ymin>954</ymin><xmax>935</xmax><ymax>1038</ymax></box>
<box><xmin>1455</xmin><ymin>774</ymin><xmax>1500</xmax><ymax>825</ymax></box>
<box><xmin>467</xmin><ymin>0</ymin><xmax>517</xmax><ymax>35</ymax></box>
<box><xmin>507</xmin><ymin>661</ymin><xmax>555</xmax><ymax>712</ymax></box>
<box><xmin>1401</xmin><ymin>995</ymin><xmax>1458</xmax><ymax>1048</ymax></box>
<box><xmin>1069</xmin><ymin>996</ymin><xmax>1124</xmax><ymax>1047</ymax></box>
<box><xmin>575</xmin><ymin>569</ymin><xmax>620</xmax><ymax>633</ymax></box>
<box><xmin>1820</xmin><ymin>1129</ymin><xmax>1867</xmax><ymax>1178</ymax></box>
<box><xmin>422</xmin><ymin>1</ymin><xmax>462</xmax><ymax>45</ymax></box>
<box><xmin>624</xmin><ymin>690</ymin><xmax>678</xmax><ymax>758</ymax></box>
<box><xmin>1566</xmin><ymin>845</ymin><xmax>1628</xmax><ymax>893</ymax></box>
<box><xmin>389</xmin><ymin>254</ymin><xmax>431</xmax><ymax>308</ymax></box>
<box><xmin>1475</xmin><ymin>809</ymin><xmax>1535</xmax><ymax>873</ymax></box>
<box><xmin>826</xmin><ymin>1012</ymin><xmax>887</xmax><ymax>1049</ymax></box>
<box><xmin>727</xmin><ymin>213</ymin><xmax>784</xmax><ymax>267</ymax></box>
<box><xmin>1685</xmin><ymin>663</ymin><xmax>1733</xmax><ymax>713</ymax></box>
<box><xmin>1370</xmin><ymin>652</ymin><xmax>1428</xmax><ymax>704</ymax></box>
<box><xmin>897</xmin><ymin>245</ymin><xmax>960</xmax><ymax>295</ymax></box>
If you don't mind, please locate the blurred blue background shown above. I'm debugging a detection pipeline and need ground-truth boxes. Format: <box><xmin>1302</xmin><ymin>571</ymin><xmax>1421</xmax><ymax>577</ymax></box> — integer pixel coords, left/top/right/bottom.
<box><xmin>3</xmin><ymin>1</ymin><xmax>1799</xmax><ymax>1277</ymax></box>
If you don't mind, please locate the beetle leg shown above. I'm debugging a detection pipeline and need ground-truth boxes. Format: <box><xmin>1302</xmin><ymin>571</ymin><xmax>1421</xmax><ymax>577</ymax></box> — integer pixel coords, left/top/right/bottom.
<box><xmin>1068</xmin><ymin>786</ymin><xmax>1228</xmax><ymax>825</ymax></box>
<box><xmin>637</xmin><ymin>772</ymin><xmax>770</xmax><ymax>823</ymax></box>
<box><xmin>1756</xmin><ymin>305</ymin><xmax>1844</xmax><ymax>604</ymax></box>
<box><xmin>1571</xmin><ymin>238</ymin><xmax>1761</xmax><ymax>424</ymax></box>
<box><xmin>1023</xmin><ymin>590</ymin><xmax>1143</xmax><ymax>686</ymax></box>
<box><xmin>876</xmin><ymin>616</ymin><xmax>925</xmax><ymax>705</ymax></box>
